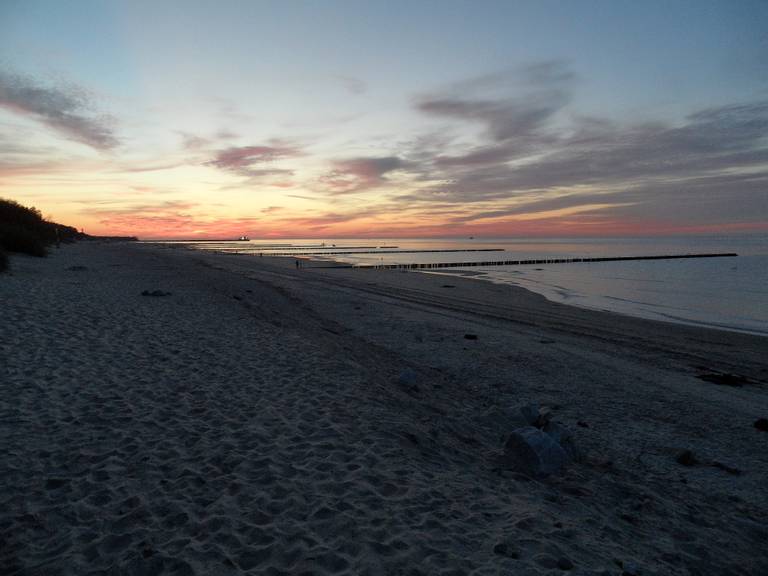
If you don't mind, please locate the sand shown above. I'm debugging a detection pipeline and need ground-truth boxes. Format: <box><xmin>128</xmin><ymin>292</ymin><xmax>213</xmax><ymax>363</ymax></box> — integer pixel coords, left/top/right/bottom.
<box><xmin>1</xmin><ymin>241</ymin><xmax>767</xmax><ymax>575</ymax></box>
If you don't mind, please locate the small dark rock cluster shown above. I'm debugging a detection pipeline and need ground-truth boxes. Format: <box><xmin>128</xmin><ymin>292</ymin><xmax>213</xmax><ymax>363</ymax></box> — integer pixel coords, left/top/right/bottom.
<box><xmin>501</xmin><ymin>403</ymin><xmax>580</xmax><ymax>477</ymax></box>
<box><xmin>676</xmin><ymin>449</ymin><xmax>698</xmax><ymax>467</ymax></box>
<box><xmin>141</xmin><ymin>290</ymin><xmax>172</xmax><ymax>297</ymax></box>
<box><xmin>697</xmin><ymin>372</ymin><xmax>748</xmax><ymax>387</ymax></box>
<box><xmin>754</xmin><ymin>418</ymin><xmax>768</xmax><ymax>432</ymax></box>
<box><xmin>675</xmin><ymin>449</ymin><xmax>742</xmax><ymax>475</ymax></box>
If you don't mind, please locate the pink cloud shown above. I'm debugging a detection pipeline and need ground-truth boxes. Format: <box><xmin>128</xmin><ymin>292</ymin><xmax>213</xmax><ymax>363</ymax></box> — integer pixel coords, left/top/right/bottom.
<box><xmin>320</xmin><ymin>156</ymin><xmax>405</xmax><ymax>193</ymax></box>
<box><xmin>206</xmin><ymin>144</ymin><xmax>301</xmax><ymax>176</ymax></box>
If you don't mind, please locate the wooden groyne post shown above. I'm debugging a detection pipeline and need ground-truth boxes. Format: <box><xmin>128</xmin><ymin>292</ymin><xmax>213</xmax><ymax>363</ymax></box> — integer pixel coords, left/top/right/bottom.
<box><xmin>352</xmin><ymin>252</ymin><xmax>738</xmax><ymax>270</ymax></box>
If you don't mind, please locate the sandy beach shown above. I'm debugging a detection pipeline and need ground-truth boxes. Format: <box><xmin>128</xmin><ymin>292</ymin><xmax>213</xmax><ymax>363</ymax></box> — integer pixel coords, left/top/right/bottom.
<box><xmin>2</xmin><ymin>241</ymin><xmax>767</xmax><ymax>575</ymax></box>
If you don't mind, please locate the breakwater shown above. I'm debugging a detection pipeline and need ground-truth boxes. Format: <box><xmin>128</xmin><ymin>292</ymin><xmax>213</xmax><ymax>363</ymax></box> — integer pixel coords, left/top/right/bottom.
<box><xmin>350</xmin><ymin>252</ymin><xmax>738</xmax><ymax>270</ymax></box>
<box><xmin>260</xmin><ymin>248</ymin><xmax>505</xmax><ymax>256</ymax></box>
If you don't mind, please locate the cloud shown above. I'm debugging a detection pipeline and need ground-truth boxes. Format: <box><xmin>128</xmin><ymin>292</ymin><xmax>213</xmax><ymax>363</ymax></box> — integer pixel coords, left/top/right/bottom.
<box><xmin>270</xmin><ymin>207</ymin><xmax>386</xmax><ymax>232</ymax></box>
<box><xmin>0</xmin><ymin>70</ymin><xmax>118</xmax><ymax>150</ymax></box>
<box><xmin>215</xmin><ymin>129</ymin><xmax>239</xmax><ymax>140</ymax></box>
<box><xmin>334</xmin><ymin>75</ymin><xmax>367</xmax><ymax>95</ymax></box>
<box><xmin>416</xmin><ymin>60</ymin><xmax>571</xmax><ymax>144</ymax></box>
<box><xmin>447</xmin><ymin>60</ymin><xmax>575</xmax><ymax>95</ymax></box>
<box><xmin>94</xmin><ymin>212</ymin><xmax>266</xmax><ymax>239</ymax></box>
<box><xmin>320</xmin><ymin>156</ymin><xmax>406</xmax><ymax>193</ymax></box>
<box><xmin>430</xmin><ymin>102</ymin><xmax>768</xmax><ymax>201</ymax></box>
<box><xmin>433</xmin><ymin>144</ymin><xmax>517</xmax><ymax>167</ymax></box>
<box><xmin>401</xmin><ymin>62</ymin><xmax>768</xmax><ymax>232</ymax></box>
<box><xmin>206</xmin><ymin>144</ymin><xmax>300</xmax><ymax>177</ymax></box>
<box><xmin>370</xmin><ymin>61</ymin><xmax>768</xmax><ymax>234</ymax></box>
<box><xmin>117</xmin><ymin>161</ymin><xmax>188</xmax><ymax>173</ymax></box>
<box><xmin>417</xmin><ymin>96</ymin><xmax>566</xmax><ymax>143</ymax></box>
<box><xmin>178</xmin><ymin>132</ymin><xmax>210</xmax><ymax>150</ymax></box>
<box><xmin>177</xmin><ymin>129</ymin><xmax>239</xmax><ymax>150</ymax></box>
<box><xmin>0</xmin><ymin>132</ymin><xmax>67</xmax><ymax>179</ymax></box>
<box><xmin>87</xmin><ymin>200</ymin><xmax>253</xmax><ymax>238</ymax></box>
<box><xmin>87</xmin><ymin>200</ymin><xmax>197</xmax><ymax>216</ymax></box>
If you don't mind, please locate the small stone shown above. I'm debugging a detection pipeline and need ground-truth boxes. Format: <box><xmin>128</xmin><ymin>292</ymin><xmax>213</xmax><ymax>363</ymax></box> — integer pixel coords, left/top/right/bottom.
<box><xmin>557</xmin><ymin>557</ymin><xmax>574</xmax><ymax>570</ymax></box>
<box><xmin>45</xmin><ymin>478</ymin><xmax>68</xmax><ymax>489</ymax></box>
<box><xmin>493</xmin><ymin>542</ymin><xmax>519</xmax><ymax>559</ymax></box>
<box><xmin>141</xmin><ymin>290</ymin><xmax>171</xmax><ymax>297</ymax></box>
<box><xmin>464</xmin><ymin>333</ymin><xmax>478</xmax><ymax>340</ymax></box>
<box><xmin>697</xmin><ymin>372</ymin><xmax>747</xmax><ymax>387</ymax></box>
<box><xmin>676</xmin><ymin>450</ymin><xmax>698</xmax><ymax>466</ymax></box>
<box><xmin>402</xmin><ymin>432</ymin><xmax>420</xmax><ymax>445</ymax></box>
<box><xmin>754</xmin><ymin>418</ymin><xmax>768</xmax><ymax>432</ymax></box>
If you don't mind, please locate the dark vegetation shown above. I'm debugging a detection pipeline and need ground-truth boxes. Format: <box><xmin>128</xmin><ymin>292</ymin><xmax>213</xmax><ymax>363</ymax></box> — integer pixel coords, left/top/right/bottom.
<box><xmin>0</xmin><ymin>198</ymin><xmax>87</xmax><ymax>270</ymax></box>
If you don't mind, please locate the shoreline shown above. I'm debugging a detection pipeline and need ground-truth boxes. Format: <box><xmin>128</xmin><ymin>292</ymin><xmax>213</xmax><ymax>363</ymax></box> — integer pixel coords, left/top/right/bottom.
<box><xmin>192</xmin><ymin>245</ymin><xmax>767</xmax><ymax>377</ymax></box>
<box><xmin>199</xmin><ymin>242</ymin><xmax>766</xmax><ymax>338</ymax></box>
<box><xmin>468</xmin><ymin>270</ymin><xmax>768</xmax><ymax>339</ymax></box>
<box><xmin>2</xmin><ymin>241</ymin><xmax>767</xmax><ymax>575</ymax></box>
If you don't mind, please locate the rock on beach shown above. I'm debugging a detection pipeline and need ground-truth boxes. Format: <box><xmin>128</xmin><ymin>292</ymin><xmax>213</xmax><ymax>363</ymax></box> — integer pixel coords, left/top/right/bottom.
<box><xmin>503</xmin><ymin>426</ymin><xmax>570</xmax><ymax>477</ymax></box>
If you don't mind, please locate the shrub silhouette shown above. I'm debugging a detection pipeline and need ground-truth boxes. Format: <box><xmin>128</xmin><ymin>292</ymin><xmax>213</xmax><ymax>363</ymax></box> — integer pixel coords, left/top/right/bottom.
<box><xmin>0</xmin><ymin>224</ymin><xmax>48</xmax><ymax>257</ymax></box>
<box><xmin>0</xmin><ymin>198</ymin><xmax>86</xmax><ymax>266</ymax></box>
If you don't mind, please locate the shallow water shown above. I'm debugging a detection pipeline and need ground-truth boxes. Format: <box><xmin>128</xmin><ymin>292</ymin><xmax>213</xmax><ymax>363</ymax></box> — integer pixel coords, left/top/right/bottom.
<box><xmin>184</xmin><ymin>234</ymin><xmax>768</xmax><ymax>336</ymax></box>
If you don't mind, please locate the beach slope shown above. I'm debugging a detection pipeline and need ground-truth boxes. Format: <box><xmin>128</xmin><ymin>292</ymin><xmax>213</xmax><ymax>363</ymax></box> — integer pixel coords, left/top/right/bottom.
<box><xmin>1</xmin><ymin>242</ymin><xmax>767</xmax><ymax>575</ymax></box>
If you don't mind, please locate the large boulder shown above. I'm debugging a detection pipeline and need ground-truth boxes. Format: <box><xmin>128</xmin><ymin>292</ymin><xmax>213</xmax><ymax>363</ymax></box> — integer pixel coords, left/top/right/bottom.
<box><xmin>502</xmin><ymin>426</ymin><xmax>569</xmax><ymax>477</ymax></box>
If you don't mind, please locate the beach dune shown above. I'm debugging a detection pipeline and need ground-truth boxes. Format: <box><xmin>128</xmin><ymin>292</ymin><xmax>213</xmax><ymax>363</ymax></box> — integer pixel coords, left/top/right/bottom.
<box><xmin>1</xmin><ymin>242</ymin><xmax>767</xmax><ymax>575</ymax></box>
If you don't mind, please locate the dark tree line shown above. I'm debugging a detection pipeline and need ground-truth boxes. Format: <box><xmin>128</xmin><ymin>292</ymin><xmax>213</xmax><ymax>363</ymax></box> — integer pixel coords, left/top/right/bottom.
<box><xmin>0</xmin><ymin>197</ymin><xmax>88</xmax><ymax>271</ymax></box>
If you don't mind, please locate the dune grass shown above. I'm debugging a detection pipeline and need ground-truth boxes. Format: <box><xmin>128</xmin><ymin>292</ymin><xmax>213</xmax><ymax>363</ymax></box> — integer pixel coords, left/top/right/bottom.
<box><xmin>0</xmin><ymin>224</ymin><xmax>49</xmax><ymax>257</ymax></box>
<box><xmin>0</xmin><ymin>198</ymin><xmax>86</xmax><ymax>270</ymax></box>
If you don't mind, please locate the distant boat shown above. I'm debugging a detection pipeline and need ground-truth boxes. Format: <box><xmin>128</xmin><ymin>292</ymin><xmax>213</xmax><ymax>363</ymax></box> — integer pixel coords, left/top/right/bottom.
<box><xmin>469</xmin><ymin>236</ymin><xmax>474</xmax><ymax>239</ymax></box>
<box><xmin>238</xmin><ymin>235</ymin><xmax>249</xmax><ymax>241</ymax></box>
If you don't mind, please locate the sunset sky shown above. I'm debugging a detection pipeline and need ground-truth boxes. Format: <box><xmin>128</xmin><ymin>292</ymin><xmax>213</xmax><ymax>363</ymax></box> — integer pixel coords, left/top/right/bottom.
<box><xmin>1</xmin><ymin>0</ymin><xmax>767</xmax><ymax>238</ymax></box>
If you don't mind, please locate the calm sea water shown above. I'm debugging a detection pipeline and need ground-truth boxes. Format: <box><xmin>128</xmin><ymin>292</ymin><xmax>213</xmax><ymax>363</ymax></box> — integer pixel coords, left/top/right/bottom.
<box><xmin>185</xmin><ymin>235</ymin><xmax>768</xmax><ymax>336</ymax></box>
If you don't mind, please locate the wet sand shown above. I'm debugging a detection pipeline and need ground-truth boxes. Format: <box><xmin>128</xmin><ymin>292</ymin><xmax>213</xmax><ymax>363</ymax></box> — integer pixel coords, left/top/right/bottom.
<box><xmin>1</xmin><ymin>241</ymin><xmax>767</xmax><ymax>575</ymax></box>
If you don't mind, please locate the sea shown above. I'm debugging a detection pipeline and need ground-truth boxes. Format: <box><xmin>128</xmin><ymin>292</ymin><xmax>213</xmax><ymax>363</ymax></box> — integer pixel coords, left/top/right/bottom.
<box><xmin>183</xmin><ymin>234</ymin><xmax>768</xmax><ymax>336</ymax></box>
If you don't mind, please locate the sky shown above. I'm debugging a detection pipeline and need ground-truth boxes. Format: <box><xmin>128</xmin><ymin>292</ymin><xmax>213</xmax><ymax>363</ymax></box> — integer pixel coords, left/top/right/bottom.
<box><xmin>1</xmin><ymin>0</ymin><xmax>767</xmax><ymax>239</ymax></box>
